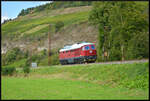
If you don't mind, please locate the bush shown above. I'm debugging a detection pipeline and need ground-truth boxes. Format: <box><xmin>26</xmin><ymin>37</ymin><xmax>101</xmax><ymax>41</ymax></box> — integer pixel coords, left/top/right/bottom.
<box><xmin>24</xmin><ymin>50</ymin><xmax>29</xmax><ymax>58</ymax></box>
<box><xmin>5</xmin><ymin>51</ymin><xmax>16</xmax><ymax>63</ymax></box>
<box><xmin>25</xmin><ymin>57</ymin><xmax>31</xmax><ymax>67</ymax></box>
<box><xmin>51</xmin><ymin>53</ymin><xmax>59</xmax><ymax>65</ymax></box>
<box><xmin>55</xmin><ymin>21</ymin><xmax>64</xmax><ymax>32</ymax></box>
<box><xmin>118</xmin><ymin>63</ymin><xmax>149</xmax><ymax>90</ymax></box>
<box><xmin>4</xmin><ymin>47</ymin><xmax>24</xmax><ymax>65</ymax></box>
<box><xmin>2</xmin><ymin>66</ymin><xmax>16</xmax><ymax>76</ymax></box>
<box><xmin>23</xmin><ymin>66</ymin><xmax>30</xmax><ymax>74</ymax></box>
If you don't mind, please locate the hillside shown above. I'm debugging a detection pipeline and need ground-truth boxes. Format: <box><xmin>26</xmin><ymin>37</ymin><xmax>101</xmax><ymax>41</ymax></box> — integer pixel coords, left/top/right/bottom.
<box><xmin>2</xmin><ymin>5</ymin><xmax>97</xmax><ymax>54</ymax></box>
<box><xmin>1</xmin><ymin>1</ymin><xmax>148</xmax><ymax>67</ymax></box>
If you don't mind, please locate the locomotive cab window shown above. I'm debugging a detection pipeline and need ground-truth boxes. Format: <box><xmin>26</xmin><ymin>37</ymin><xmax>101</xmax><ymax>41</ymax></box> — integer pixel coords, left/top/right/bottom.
<box><xmin>85</xmin><ymin>46</ymin><xmax>90</xmax><ymax>50</ymax></box>
<box><xmin>91</xmin><ymin>45</ymin><xmax>95</xmax><ymax>50</ymax></box>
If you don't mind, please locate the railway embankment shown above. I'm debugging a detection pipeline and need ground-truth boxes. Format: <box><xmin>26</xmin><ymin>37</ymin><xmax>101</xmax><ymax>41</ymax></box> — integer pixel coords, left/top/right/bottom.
<box><xmin>2</xmin><ymin>61</ymin><xmax>149</xmax><ymax>99</ymax></box>
<box><xmin>16</xmin><ymin>61</ymin><xmax>149</xmax><ymax>90</ymax></box>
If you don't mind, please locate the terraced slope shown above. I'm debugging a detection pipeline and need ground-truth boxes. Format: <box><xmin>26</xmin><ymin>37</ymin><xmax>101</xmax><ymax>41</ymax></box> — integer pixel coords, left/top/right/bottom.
<box><xmin>2</xmin><ymin>6</ymin><xmax>98</xmax><ymax>53</ymax></box>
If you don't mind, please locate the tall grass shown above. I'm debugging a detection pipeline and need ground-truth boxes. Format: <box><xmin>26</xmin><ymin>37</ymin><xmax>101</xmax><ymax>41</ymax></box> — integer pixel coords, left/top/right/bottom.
<box><xmin>31</xmin><ymin>62</ymin><xmax>149</xmax><ymax>90</ymax></box>
<box><xmin>5</xmin><ymin>59</ymin><xmax>27</xmax><ymax>68</ymax></box>
<box><xmin>2</xmin><ymin>62</ymin><xmax>149</xmax><ymax>100</ymax></box>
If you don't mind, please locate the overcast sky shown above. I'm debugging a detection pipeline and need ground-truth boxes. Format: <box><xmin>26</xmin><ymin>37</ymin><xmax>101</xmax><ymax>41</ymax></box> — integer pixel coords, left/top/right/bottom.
<box><xmin>1</xmin><ymin>1</ymin><xmax>52</xmax><ymax>23</ymax></box>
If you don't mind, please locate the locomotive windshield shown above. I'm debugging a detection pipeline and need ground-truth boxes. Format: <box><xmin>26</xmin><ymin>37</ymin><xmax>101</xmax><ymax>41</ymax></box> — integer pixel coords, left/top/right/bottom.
<box><xmin>82</xmin><ymin>45</ymin><xmax>95</xmax><ymax>50</ymax></box>
<box><xmin>85</xmin><ymin>46</ymin><xmax>90</xmax><ymax>50</ymax></box>
<box><xmin>91</xmin><ymin>45</ymin><xmax>95</xmax><ymax>50</ymax></box>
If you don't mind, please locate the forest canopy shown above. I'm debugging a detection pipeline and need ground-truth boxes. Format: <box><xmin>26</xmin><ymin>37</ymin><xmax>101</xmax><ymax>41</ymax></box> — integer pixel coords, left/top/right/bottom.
<box><xmin>89</xmin><ymin>1</ymin><xmax>149</xmax><ymax>61</ymax></box>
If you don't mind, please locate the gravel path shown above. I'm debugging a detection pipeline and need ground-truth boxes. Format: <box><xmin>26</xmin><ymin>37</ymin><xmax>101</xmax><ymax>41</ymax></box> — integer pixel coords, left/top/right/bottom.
<box><xmin>57</xmin><ymin>59</ymin><xmax>149</xmax><ymax>67</ymax></box>
<box><xmin>96</xmin><ymin>59</ymin><xmax>148</xmax><ymax>65</ymax></box>
<box><xmin>21</xmin><ymin>59</ymin><xmax>148</xmax><ymax>70</ymax></box>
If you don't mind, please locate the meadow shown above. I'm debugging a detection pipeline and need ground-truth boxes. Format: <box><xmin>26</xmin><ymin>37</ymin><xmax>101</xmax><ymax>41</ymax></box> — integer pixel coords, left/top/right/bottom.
<box><xmin>1</xmin><ymin>62</ymin><xmax>149</xmax><ymax>100</ymax></box>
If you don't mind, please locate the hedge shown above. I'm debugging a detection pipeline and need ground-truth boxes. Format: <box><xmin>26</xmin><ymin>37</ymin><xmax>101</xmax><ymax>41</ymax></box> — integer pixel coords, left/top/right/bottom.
<box><xmin>2</xmin><ymin>66</ymin><xmax>16</xmax><ymax>76</ymax></box>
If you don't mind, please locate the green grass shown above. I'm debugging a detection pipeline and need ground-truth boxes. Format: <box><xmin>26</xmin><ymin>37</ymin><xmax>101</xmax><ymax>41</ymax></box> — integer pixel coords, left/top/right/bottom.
<box><xmin>5</xmin><ymin>59</ymin><xmax>27</xmax><ymax>68</ymax></box>
<box><xmin>2</xmin><ymin>77</ymin><xmax>148</xmax><ymax>100</ymax></box>
<box><xmin>32</xmin><ymin>62</ymin><xmax>149</xmax><ymax>89</ymax></box>
<box><xmin>1</xmin><ymin>62</ymin><xmax>149</xmax><ymax>99</ymax></box>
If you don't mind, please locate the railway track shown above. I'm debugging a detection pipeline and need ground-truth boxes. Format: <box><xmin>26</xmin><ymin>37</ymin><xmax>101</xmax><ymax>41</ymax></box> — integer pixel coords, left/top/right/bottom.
<box><xmin>41</xmin><ymin>59</ymin><xmax>149</xmax><ymax>68</ymax></box>
<box><xmin>95</xmin><ymin>59</ymin><xmax>148</xmax><ymax>64</ymax></box>
<box><xmin>60</xmin><ymin>59</ymin><xmax>149</xmax><ymax>67</ymax></box>
<box><xmin>26</xmin><ymin>59</ymin><xmax>148</xmax><ymax>70</ymax></box>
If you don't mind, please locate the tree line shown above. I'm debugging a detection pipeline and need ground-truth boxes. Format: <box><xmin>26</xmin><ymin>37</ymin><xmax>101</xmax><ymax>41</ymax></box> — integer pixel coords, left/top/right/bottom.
<box><xmin>89</xmin><ymin>1</ymin><xmax>149</xmax><ymax>61</ymax></box>
<box><xmin>18</xmin><ymin>1</ymin><xmax>92</xmax><ymax>17</ymax></box>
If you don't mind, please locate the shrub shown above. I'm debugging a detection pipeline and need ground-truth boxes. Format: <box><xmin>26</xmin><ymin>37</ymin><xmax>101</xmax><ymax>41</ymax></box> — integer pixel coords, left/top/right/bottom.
<box><xmin>51</xmin><ymin>53</ymin><xmax>59</xmax><ymax>65</ymax></box>
<box><xmin>41</xmin><ymin>49</ymin><xmax>47</xmax><ymax>57</ymax></box>
<box><xmin>24</xmin><ymin>50</ymin><xmax>29</xmax><ymax>58</ymax></box>
<box><xmin>2</xmin><ymin>54</ymin><xmax>6</xmax><ymax>66</ymax></box>
<box><xmin>2</xmin><ymin>66</ymin><xmax>16</xmax><ymax>76</ymax></box>
<box><xmin>5</xmin><ymin>51</ymin><xmax>16</xmax><ymax>63</ymax></box>
<box><xmin>4</xmin><ymin>47</ymin><xmax>24</xmax><ymax>65</ymax></box>
<box><xmin>25</xmin><ymin>57</ymin><xmax>31</xmax><ymax>67</ymax></box>
<box><xmin>55</xmin><ymin>21</ymin><xmax>64</xmax><ymax>32</ymax></box>
<box><xmin>23</xmin><ymin>66</ymin><xmax>30</xmax><ymax>74</ymax></box>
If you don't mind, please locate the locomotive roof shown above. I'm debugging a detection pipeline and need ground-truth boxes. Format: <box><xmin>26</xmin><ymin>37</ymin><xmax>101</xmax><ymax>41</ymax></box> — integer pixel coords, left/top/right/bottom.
<box><xmin>59</xmin><ymin>42</ymin><xmax>94</xmax><ymax>52</ymax></box>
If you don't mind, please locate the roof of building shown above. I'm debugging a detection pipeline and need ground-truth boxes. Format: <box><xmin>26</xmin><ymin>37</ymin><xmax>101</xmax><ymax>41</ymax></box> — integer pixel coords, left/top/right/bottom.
<box><xmin>59</xmin><ymin>42</ymin><xmax>94</xmax><ymax>52</ymax></box>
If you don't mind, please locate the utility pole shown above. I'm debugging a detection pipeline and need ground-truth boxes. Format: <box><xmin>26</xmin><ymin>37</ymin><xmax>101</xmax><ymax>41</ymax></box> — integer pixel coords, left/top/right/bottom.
<box><xmin>48</xmin><ymin>24</ymin><xmax>51</xmax><ymax>66</ymax></box>
<box><xmin>48</xmin><ymin>24</ymin><xmax>55</xmax><ymax>66</ymax></box>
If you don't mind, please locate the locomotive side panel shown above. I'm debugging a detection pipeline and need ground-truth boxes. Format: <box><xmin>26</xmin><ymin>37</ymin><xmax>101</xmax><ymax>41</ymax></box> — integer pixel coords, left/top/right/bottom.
<box><xmin>59</xmin><ymin>43</ymin><xmax>97</xmax><ymax>65</ymax></box>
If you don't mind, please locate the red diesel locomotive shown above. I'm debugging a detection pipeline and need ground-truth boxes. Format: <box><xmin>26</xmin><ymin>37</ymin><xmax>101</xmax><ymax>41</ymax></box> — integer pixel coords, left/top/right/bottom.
<box><xmin>59</xmin><ymin>42</ymin><xmax>97</xmax><ymax>65</ymax></box>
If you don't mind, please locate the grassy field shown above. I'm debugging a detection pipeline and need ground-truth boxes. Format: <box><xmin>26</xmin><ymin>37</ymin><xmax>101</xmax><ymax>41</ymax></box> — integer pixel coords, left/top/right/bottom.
<box><xmin>5</xmin><ymin>59</ymin><xmax>27</xmax><ymax>68</ymax></box>
<box><xmin>2</xmin><ymin>77</ymin><xmax>148</xmax><ymax>100</ymax></box>
<box><xmin>1</xmin><ymin>62</ymin><xmax>149</xmax><ymax>100</ymax></box>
